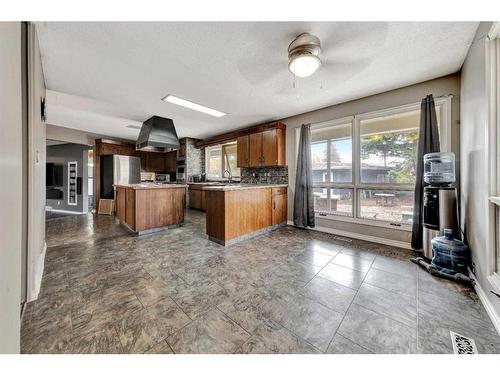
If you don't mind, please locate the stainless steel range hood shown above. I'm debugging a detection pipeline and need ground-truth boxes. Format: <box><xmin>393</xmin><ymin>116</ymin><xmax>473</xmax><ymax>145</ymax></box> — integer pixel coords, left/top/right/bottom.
<box><xmin>136</xmin><ymin>116</ymin><xmax>180</xmax><ymax>152</ymax></box>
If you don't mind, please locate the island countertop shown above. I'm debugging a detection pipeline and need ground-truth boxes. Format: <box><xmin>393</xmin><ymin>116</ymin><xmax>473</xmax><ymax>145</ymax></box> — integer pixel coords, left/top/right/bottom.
<box><xmin>196</xmin><ymin>183</ymin><xmax>288</xmax><ymax>192</ymax></box>
<box><xmin>114</xmin><ymin>183</ymin><xmax>188</xmax><ymax>190</ymax></box>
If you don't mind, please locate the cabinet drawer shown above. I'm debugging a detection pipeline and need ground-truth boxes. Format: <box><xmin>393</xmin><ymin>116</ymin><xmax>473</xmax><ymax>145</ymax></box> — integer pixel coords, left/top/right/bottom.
<box><xmin>272</xmin><ymin>187</ymin><xmax>287</xmax><ymax>196</ymax></box>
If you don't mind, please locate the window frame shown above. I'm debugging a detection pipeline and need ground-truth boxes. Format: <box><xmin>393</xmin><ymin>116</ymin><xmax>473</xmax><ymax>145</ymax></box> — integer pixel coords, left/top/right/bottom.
<box><xmin>486</xmin><ymin>30</ymin><xmax>500</xmax><ymax>291</ymax></box>
<box><xmin>205</xmin><ymin>141</ymin><xmax>240</xmax><ymax>181</ymax></box>
<box><xmin>303</xmin><ymin>97</ymin><xmax>452</xmax><ymax>231</ymax></box>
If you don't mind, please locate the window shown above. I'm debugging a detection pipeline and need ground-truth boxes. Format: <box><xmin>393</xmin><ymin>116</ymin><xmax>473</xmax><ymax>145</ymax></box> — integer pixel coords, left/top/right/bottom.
<box><xmin>309</xmin><ymin>100</ymin><xmax>448</xmax><ymax>228</ymax></box>
<box><xmin>312</xmin><ymin>122</ymin><xmax>353</xmax><ymax>217</ymax></box>
<box><xmin>205</xmin><ymin>142</ymin><xmax>240</xmax><ymax>180</ymax></box>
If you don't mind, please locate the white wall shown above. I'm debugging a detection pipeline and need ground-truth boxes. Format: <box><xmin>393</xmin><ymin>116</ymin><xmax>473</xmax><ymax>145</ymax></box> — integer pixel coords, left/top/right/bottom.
<box><xmin>0</xmin><ymin>22</ymin><xmax>23</xmax><ymax>354</ymax></box>
<box><xmin>460</xmin><ymin>22</ymin><xmax>500</xmax><ymax>328</ymax></box>
<box><xmin>27</xmin><ymin>23</ymin><xmax>47</xmax><ymax>302</ymax></box>
<box><xmin>282</xmin><ymin>74</ymin><xmax>461</xmax><ymax>246</ymax></box>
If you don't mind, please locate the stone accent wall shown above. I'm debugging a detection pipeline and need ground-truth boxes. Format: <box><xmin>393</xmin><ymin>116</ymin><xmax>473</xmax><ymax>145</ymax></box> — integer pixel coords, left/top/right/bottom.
<box><xmin>240</xmin><ymin>166</ymin><xmax>288</xmax><ymax>184</ymax></box>
<box><xmin>184</xmin><ymin>138</ymin><xmax>205</xmax><ymax>181</ymax></box>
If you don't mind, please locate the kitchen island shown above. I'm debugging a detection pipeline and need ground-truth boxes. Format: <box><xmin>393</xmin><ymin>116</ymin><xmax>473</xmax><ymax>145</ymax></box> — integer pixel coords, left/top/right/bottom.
<box><xmin>204</xmin><ymin>184</ymin><xmax>288</xmax><ymax>245</ymax></box>
<box><xmin>114</xmin><ymin>183</ymin><xmax>188</xmax><ymax>235</ymax></box>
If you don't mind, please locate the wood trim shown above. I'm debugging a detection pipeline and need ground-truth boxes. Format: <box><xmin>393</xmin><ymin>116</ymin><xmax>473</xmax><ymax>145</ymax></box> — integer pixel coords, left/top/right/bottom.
<box><xmin>195</xmin><ymin>121</ymin><xmax>286</xmax><ymax>148</ymax></box>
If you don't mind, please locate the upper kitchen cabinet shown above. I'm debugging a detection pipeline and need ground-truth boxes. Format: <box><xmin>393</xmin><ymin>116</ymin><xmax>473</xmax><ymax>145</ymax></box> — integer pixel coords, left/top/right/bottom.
<box><xmin>248</xmin><ymin>132</ymin><xmax>263</xmax><ymax>167</ymax></box>
<box><xmin>237</xmin><ymin>123</ymin><xmax>286</xmax><ymax>168</ymax></box>
<box><xmin>262</xmin><ymin>128</ymin><xmax>285</xmax><ymax>167</ymax></box>
<box><xmin>236</xmin><ymin>135</ymin><xmax>250</xmax><ymax>168</ymax></box>
<box><xmin>196</xmin><ymin>122</ymin><xmax>286</xmax><ymax>168</ymax></box>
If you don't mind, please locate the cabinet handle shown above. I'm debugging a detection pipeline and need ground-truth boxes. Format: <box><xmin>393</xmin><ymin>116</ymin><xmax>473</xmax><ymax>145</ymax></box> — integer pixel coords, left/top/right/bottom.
<box><xmin>273</xmin><ymin>201</ymin><xmax>276</xmax><ymax>210</ymax></box>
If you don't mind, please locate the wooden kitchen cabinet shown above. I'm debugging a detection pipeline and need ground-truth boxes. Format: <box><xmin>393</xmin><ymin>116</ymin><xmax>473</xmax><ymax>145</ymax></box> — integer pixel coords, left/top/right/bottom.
<box><xmin>248</xmin><ymin>132</ymin><xmax>263</xmax><ymax>167</ymax></box>
<box><xmin>165</xmin><ymin>150</ymin><xmax>177</xmax><ymax>172</ymax></box>
<box><xmin>189</xmin><ymin>189</ymin><xmax>206</xmax><ymax>211</ymax></box>
<box><xmin>272</xmin><ymin>187</ymin><xmax>287</xmax><ymax>226</ymax></box>
<box><xmin>240</xmin><ymin>128</ymin><xmax>286</xmax><ymax>168</ymax></box>
<box><xmin>236</xmin><ymin>135</ymin><xmax>250</xmax><ymax>168</ymax></box>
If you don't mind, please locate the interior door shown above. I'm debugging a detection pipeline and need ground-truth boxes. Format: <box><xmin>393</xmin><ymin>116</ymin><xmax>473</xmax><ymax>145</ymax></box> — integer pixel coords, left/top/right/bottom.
<box><xmin>249</xmin><ymin>132</ymin><xmax>263</xmax><ymax>167</ymax></box>
<box><xmin>237</xmin><ymin>135</ymin><xmax>249</xmax><ymax>168</ymax></box>
<box><xmin>262</xmin><ymin>129</ymin><xmax>277</xmax><ymax>166</ymax></box>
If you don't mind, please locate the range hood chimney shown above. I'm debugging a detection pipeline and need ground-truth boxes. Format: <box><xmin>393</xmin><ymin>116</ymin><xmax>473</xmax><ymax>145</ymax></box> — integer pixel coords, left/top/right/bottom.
<box><xmin>136</xmin><ymin>116</ymin><xmax>180</xmax><ymax>152</ymax></box>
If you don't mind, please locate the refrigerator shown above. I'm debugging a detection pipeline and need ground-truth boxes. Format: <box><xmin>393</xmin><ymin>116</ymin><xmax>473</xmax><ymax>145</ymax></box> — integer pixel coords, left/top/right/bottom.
<box><xmin>100</xmin><ymin>155</ymin><xmax>141</xmax><ymax>199</ymax></box>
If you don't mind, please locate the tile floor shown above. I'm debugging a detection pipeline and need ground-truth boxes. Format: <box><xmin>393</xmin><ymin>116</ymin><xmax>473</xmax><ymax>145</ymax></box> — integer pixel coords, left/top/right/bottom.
<box><xmin>21</xmin><ymin>210</ymin><xmax>500</xmax><ymax>354</ymax></box>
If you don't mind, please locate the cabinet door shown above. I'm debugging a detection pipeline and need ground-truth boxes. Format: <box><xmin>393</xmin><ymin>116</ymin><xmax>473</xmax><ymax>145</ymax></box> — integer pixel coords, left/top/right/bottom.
<box><xmin>201</xmin><ymin>190</ymin><xmax>206</xmax><ymax>211</ymax></box>
<box><xmin>189</xmin><ymin>190</ymin><xmax>205</xmax><ymax>210</ymax></box>
<box><xmin>237</xmin><ymin>135</ymin><xmax>249</xmax><ymax>168</ymax></box>
<box><xmin>149</xmin><ymin>153</ymin><xmax>166</xmax><ymax>172</ymax></box>
<box><xmin>249</xmin><ymin>132</ymin><xmax>263</xmax><ymax>167</ymax></box>
<box><xmin>116</xmin><ymin>187</ymin><xmax>126</xmax><ymax>222</ymax></box>
<box><xmin>165</xmin><ymin>151</ymin><xmax>177</xmax><ymax>172</ymax></box>
<box><xmin>272</xmin><ymin>193</ymin><xmax>285</xmax><ymax>226</ymax></box>
<box><xmin>262</xmin><ymin>129</ymin><xmax>277</xmax><ymax>167</ymax></box>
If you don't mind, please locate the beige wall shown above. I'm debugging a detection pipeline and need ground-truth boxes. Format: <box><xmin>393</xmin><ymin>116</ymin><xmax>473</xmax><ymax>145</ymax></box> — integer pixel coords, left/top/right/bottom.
<box><xmin>27</xmin><ymin>23</ymin><xmax>47</xmax><ymax>301</ymax></box>
<box><xmin>460</xmin><ymin>22</ymin><xmax>500</xmax><ymax>324</ymax></box>
<box><xmin>0</xmin><ymin>22</ymin><xmax>23</xmax><ymax>354</ymax></box>
<box><xmin>282</xmin><ymin>74</ymin><xmax>461</xmax><ymax>245</ymax></box>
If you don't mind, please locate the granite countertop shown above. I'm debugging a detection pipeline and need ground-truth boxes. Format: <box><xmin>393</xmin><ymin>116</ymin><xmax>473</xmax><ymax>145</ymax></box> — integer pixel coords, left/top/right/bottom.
<box><xmin>114</xmin><ymin>183</ymin><xmax>188</xmax><ymax>190</ymax></box>
<box><xmin>202</xmin><ymin>183</ymin><xmax>288</xmax><ymax>191</ymax></box>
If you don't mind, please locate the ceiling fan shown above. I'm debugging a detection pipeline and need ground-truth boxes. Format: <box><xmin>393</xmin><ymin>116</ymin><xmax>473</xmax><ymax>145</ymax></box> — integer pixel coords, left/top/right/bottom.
<box><xmin>287</xmin><ymin>32</ymin><xmax>322</xmax><ymax>78</ymax></box>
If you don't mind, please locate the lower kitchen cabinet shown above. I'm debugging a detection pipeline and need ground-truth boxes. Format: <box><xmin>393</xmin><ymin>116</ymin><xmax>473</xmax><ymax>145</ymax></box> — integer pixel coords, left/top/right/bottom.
<box><xmin>189</xmin><ymin>186</ymin><xmax>206</xmax><ymax>211</ymax></box>
<box><xmin>272</xmin><ymin>187</ymin><xmax>287</xmax><ymax>225</ymax></box>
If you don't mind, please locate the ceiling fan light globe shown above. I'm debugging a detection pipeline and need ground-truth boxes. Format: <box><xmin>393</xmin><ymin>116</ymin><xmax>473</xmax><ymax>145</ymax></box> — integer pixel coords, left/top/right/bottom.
<box><xmin>288</xmin><ymin>54</ymin><xmax>321</xmax><ymax>78</ymax></box>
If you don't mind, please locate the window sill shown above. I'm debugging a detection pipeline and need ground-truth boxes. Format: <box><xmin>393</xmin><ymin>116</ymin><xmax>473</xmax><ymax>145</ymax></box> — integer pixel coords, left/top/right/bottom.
<box><xmin>315</xmin><ymin>212</ymin><xmax>412</xmax><ymax>232</ymax></box>
<box><xmin>489</xmin><ymin>196</ymin><xmax>500</xmax><ymax>206</ymax></box>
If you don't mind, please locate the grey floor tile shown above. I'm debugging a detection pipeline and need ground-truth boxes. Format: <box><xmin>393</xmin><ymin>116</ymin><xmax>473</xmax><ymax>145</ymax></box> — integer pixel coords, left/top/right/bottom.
<box><xmin>23</xmin><ymin>209</ymin><xmax>499</xmax><ymax>354</ymax></box>
<box><xmin>331</xmin><ymin>253</ymin><xmax>374</xmax><ymax>272</ymax></box>
<box><xmin>354</xmin><ymin>283</ymin><xmax>417</xmax><ymax>328</ymax></box>
<box><xmin>293</xmin><ymin>249</ymin><xmax>336</xmax><ymax>268</ymax></box>
<box><xmin>318</xmin><ymin>263</ymin><xmax>366</xmax><ymax>289</ymax></box>
<box><xmin>364</xmin><ymin>268</ymin><xmax>417</xmax><ymax>298</ymax></box>
<box><xmin>301</xmin><ymin>275</ymin><xmax>356</xmax><ymax>314</ymax></box>
<box><xmin>371</xmin><ymin>256</ymin><xmax>417</xmax><ymax>277</ymax></box>
<box><xmin>338</xmin><ymin>304</ymin><xmax>417</xmax><ymax>354</ymax></box>
<box><xmin>340</xmin><ymin>247</ymin><xmax>377</xmax><ymax>261</ymax></box>
<box><xmin>235</xmin><ymin>319</ymin><xmax>321</xmax><ymax>354</ymax></box>
<box><xmin>217</xmin><ymin>287</ymin><xmax>276</xmax><ymax>334</ymax></box>
<box><xmin>262</xmin><ymin>293</ymin><xmax>344</xmax><ymax>352</ymax></box>
<box><xmin>145</xmin><ymin>339</ymin><xmax>174</xmax><ymax>354</ymax></box>
<box><xmin>171</xmin><ymin>281</ymin><xmax>229</xmax><ymax>320</ymax></box>
<box><xmin>326</xmin><ymin>333</ymin><xmax>372</xmax><ymax>354</ymax></box>
<box><xmin>167</xmin><ymin>308</ymin><xmax>250</xmax><ymax>354</ymax></box>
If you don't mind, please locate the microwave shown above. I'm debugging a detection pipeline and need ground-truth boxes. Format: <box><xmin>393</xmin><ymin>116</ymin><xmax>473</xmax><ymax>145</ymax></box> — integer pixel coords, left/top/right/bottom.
<box><xmin>155</xmin><ymin>173</ymin><xmax>170</xmax><ymax>183</ymax></box>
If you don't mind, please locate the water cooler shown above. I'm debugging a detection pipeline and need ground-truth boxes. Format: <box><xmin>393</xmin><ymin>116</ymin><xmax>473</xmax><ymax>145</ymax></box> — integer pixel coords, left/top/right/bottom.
<box><xmin>422</xmin><ymin>152</ymin><xmax>459</xmax><ymax>259</ymax></box>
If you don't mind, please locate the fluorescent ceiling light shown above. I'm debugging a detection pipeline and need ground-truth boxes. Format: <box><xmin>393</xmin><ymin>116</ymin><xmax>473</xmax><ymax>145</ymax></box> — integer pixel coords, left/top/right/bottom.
<box><xmin>162</xmin><ymin>95</ymin><xmax>226</xmax><ymax>118</ymax></box>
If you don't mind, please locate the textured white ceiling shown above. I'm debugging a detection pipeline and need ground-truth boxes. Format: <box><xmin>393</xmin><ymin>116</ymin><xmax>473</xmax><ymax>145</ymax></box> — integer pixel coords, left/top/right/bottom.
<box><xmin>36</xmin><ymin>22</ymin><xmax>478</xmax><ymax>141</ymax></box>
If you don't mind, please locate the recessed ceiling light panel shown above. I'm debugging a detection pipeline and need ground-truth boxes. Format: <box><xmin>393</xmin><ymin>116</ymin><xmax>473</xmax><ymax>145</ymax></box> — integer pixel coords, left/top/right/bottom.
<box><xmin>162</xmin><ymin>95</ymin><xmax>226</xmax><ymax>118</ymax></box>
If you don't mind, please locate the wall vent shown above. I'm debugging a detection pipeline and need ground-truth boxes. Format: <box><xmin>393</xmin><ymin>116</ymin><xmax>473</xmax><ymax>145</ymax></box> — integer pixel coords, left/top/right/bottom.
<box><xmin>450</xmin><ymin>331</ymin><xmax>478</xmax><ymax>354</ymax></box>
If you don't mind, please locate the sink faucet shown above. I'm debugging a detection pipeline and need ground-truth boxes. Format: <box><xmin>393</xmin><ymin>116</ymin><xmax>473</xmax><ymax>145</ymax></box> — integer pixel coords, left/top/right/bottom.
<box><xmin>223</xmin><ymin>169</ymin><xmax>233</xmax><ymax>183</ymax></box>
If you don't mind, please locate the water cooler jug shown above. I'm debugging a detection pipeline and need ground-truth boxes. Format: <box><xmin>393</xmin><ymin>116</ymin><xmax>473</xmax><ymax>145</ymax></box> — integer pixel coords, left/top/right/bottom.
<box><xmin>422</xmin><ymin>152</ymin><xmax>459</xmax><ymax>259</ymax></box>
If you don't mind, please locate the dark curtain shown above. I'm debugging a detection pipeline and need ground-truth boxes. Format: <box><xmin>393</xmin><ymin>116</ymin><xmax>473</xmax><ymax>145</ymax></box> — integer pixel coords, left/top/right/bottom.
<box><xmin>294</xmin><ymin>124</ymin><xmax>315</xmax><ymax>228</ymax></box>
<box><xmin>411</xmin><ymin>94</ymin><xmax>441</xmax><ymax>249</ymax></box>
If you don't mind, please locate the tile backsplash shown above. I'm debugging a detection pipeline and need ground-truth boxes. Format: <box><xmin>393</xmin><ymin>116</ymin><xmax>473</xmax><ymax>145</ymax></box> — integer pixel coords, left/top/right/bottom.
<box><xmin>240</xmin><ymin>166</ymin><xmax>288</xmax><ymax>184</ymax></box>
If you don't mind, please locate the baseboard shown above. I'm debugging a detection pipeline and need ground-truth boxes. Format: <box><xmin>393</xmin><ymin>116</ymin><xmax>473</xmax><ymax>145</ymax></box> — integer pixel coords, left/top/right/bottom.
<box><xmin>287</xmin><ymin>220</ymin><xmax>412</xmax><ymax>250</ymax></box>
<box><xmin>28</xmin><ymin>242</ymin><xmax>46</xmax><ymax>302</ymax></box>
<box><xmin>46</xmin><ymin>208</ymin><xmax>86</xmax><ymax>215</ymax></box>
<box><xmin>470</xmin><ymin>272</ymin><xmax>500</xmax><ymax>336</ymax></box>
